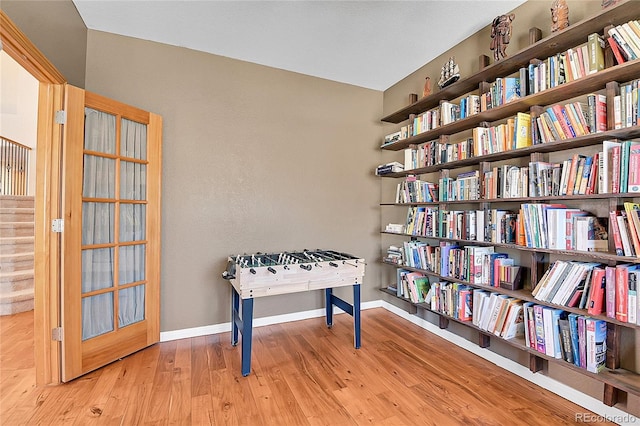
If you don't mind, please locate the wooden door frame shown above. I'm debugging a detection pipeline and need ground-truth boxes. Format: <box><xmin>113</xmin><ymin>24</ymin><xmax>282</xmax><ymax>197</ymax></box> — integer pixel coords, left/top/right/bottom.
<box><xmin>1</xmin><ymin>10</ymin><xmax>66</xmax><ymax>385</ymax></box>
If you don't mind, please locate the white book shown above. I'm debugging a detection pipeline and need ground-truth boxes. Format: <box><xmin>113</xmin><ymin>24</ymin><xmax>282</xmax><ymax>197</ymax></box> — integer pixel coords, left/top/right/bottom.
<box><xmin>486</xmin><ymin>295</ymin><xmax>509</xmax><ymax>334</ymax></box>
<box><xmin>480</xmin><ymin>293</ymin><xmax>499</xmax><ymax>331</ymax></box>
<box><xmin>537</xmin><ymin>261</ymin><xmax>569</xmax><ymax>301</ymax></box>
<box><xmin>550</xmin><ymin>262</ymin><xmax>582</xmax><ymax>305</ymax></box>
<box><xmin>542</xmin><ymin>307</ymin><xmax>556</xmax><ymax>357</ymax></box>
<box><xmin>601</xmin><ymin>140</ymin><xmax>622</xmax><ymax>194</ymax></box>
<box><xmin>502</xmin><ymin>302</ymin><xmax>524</xmax><ymax>339</ymax></box>
<box><xmin>472</xmin><ymin>290</ymin><xmax>489</xmax><ymax>327</ymax></box>
<box><xmin>476</xmin><ymin>210</ymin><xmax>485</xmax><ymax>242</ymax></box>
<box><xmin>547</xmin><ymin>208</ymin><xmax>565</xmax><ymax>250</ymax></box>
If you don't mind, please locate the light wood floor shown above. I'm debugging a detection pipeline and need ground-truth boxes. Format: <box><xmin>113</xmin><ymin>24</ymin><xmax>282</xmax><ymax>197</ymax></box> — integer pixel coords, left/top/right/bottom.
<box><xmin>1</xmin><ymin>308</ymin><xmax>613</xmax><ymax>425</ymax></box>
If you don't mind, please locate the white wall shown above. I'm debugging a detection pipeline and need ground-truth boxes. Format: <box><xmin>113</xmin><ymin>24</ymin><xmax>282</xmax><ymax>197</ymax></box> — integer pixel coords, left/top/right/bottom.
<box><xmin>0</xmin><ymin>50</ymin><xmax>39</xmax><ymax>196</ymax></box>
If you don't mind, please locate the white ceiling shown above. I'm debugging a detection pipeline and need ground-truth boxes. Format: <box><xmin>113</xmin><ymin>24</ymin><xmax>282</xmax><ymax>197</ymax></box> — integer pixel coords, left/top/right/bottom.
<box><xmin>72</xmin><ymin>0</ymin><xmax>526</xmax><ymax>91</ymax></box>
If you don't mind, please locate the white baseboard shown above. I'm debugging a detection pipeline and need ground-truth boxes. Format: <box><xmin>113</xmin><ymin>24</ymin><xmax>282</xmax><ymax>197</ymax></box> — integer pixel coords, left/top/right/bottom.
<box><xmin>159</xmin><ymin>299</ymin><xmax>383</xmax><ymax>342</ymax></box>
<box><xmin>160</xmin><ymin>299</ymin><xmax>637</xmax><ymax>425</ymax></box>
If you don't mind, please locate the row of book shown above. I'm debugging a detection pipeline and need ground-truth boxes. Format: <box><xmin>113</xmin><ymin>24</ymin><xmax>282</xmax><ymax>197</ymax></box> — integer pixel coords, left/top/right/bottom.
<box><xmin>520</xmin><ymin>204</ymin><xmax>607</xmax><ymax>252</ymax></box>
<box><xmin>389</xmin><ymin>241</ymin><xmax>521</xmax><ymax>289</ymax></box>
<box><xmin>607</xmin><ymin>19</ymin><xmax>640</xmax><ymax>64</ymax></box>
<box><xmin>402</xmin><ymin>206</ymin><xmax>520</xmax><ymax>245</ymax></box>
<box><xmin>532</xmin><ymin>259</ymin><xmax>640</xmax><ymax>326</ymax></box>
<box><xmin>390</xmin><ymin>274</ymin><xmax>608</xmax><ymax>373</ymax></box>
<box><xmin>613</xmin><ymin>78</ymin><xmax>640</xmax><ymax>130</ymax></box>
<box><xmin>403</xmin><ymin>138</ymin><xmax>474</xmax><ymax>170</ymax></box>
<box><xmin>525</xmin><ymin>32</ymin><xmax>605</xmax><ymax>95</ymax></box>
<box><xmin>534</xmin><ymin>95</ymin><xmax>606</xmax><ymax>144</ymax></box>
<box><xmin>395</xmin><ymin>269</ymin><xmax>431</xmax><ymax>303</ymax></box>
<box><xmin>473</xmin><ymin>112</ymin><xmax>532</xmax><ymax>155</ymax></box>
<box><xmin>524</xmin><ymin>304</ymin><xmax>606</xmax><ymax>373</ymax></box>
<box><xmin>400</xmin><ymin>139</ymin><xmax>640</xmax><ymax>199</ymax></box>
<box><xmin>394</xmin><ymin>175</ymin><xmax>437</xmax><ymax>203</ymax></box>
<box><xmin>400</xmin><ymin>204</ymin><xmax>591</xmax><ymax>249</ymax></box>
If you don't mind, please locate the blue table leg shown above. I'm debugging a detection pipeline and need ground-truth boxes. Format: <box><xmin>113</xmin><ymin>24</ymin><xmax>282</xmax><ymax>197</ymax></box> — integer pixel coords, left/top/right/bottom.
<box><xmin>241</xmin><ymin>297</ymin><xmax>254</xmax><ymax>376</ymax></box>
<box><xmin>353</xmin><ymin>284</ymin><xmax>361</xmax><ymax>349</ymax></box>
<box><xmin>325</xmin><ymin>288</ymin><xmax>333</xmax><ymax>328</ymax></box>
<box><xmin>231</xmin><ymin>287</ymin><xmax>240</xmax><ymax>346</ymax></box>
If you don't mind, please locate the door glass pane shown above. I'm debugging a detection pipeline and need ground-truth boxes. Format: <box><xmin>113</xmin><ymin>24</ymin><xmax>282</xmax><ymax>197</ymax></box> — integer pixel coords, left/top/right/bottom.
<box><xmin>82</xmin><ymin>202</ymin><xmax>114</xmax><ymax>245</ymax></box>
<box><xmin>83</xmin><ymin>155</ymin><xmax>115</xmax><ymax>198</ymax></box>
<box><xmin>119</xmin><ymin>244</ymin><xmax>145</xmax><ymax>285</ymax></box>
<box><xmin>120</xmin><ymin>161</ymin><xmax>146</xmax><ymax>200</ymax></box>
<box><xmin>121</xmin><ymin>118</ymin><xmax>147</xmax><ymax>160</ymax></box>
<box><xmin>82</xmin><ymin>292</ymin><xmax>114</xmax><ymax>340</ymax></box>
<box><xmin>120</xmin><ymin>204</ymin><xmax>146</xmax><ymax>242</ymax></box>
<box><xmin>84</xmin><ymin>108</ymin><xmax>116</xmax><ymax>154</ymax></box>
<box><xmin>82</xmin><ymin>248</ymin><xmax>114</xmax><ymax>293</ymax></box>
<box><xmin>119</xmin><ymin>284</ymin><xmax>145</xmax><ymax>327</ymax></box>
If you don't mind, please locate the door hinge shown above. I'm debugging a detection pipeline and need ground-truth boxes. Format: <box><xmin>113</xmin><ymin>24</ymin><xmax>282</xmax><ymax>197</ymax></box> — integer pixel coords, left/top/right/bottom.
<box><xmin>52</xmin><ymin>327</ymin><xmax>63</xmax><ymax>341</ymax></box>
<box><xmin>52</xmin><ymin>218</ymin><xmax>64</xmax><ymax>233</ymax></box>
<box><xmin>55</xmin><ymin>110</ymin><xmax>66</xmax><ymax>124</ymax></box>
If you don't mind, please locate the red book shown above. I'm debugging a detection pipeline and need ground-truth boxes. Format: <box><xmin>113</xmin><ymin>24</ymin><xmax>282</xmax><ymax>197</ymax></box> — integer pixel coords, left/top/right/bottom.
<box><xmin>586</xmin><ymin>152</ymin><xmax>599</xmax><ymax>194</ymax></box>
<box><xmin>609</xmin><ymin>210</ymin><xmax>625</xmax><ymax>256</ymax></box>
<box><xmin>608</xmin><ymin>36</ymin><xmax>627</xmax><ymax>65</ymax></box>
<box><xmin>595</xmin><ymin>94</ymin><xmax>607</xmax><ymax>133</ymax></box>
<box><xmin>587</xmin><ymin>268</ymin><xmax>606</xmax><ymax>315</ymax></box>
<box><xmin>565</xmin><ymin>154</ymin><xmax>584</xmax><ymax>197</ymax></box>
<box><xmin>615</xmin><ymin>264</ymin><xmax>630</xmax><ymax>322</ymax></box>
<box><xmin>551</xmin><ymin>104</ymin><xmax>576</xmax><ymax>140</ymax></box>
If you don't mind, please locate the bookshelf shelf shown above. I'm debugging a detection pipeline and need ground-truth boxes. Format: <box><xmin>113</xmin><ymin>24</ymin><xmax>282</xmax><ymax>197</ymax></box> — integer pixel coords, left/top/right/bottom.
<box><xmin>379</xmin><ymin>287</ymin><xmax>640</xmax><ymax>398</ymax></box>
<box><xmin>382</xmin><ymin>60</ymin><xmax>640</xmax><ymax>152</ymax></box>
<box><xmin>381</xmin><ymin>232</ymin><xmax>640</xmax><ymax>265</ymax></box>
<box><xmin>378</xmin><ymin>125</ymin><xmax>640</xmax><ymax>176</ymax></box>
<box><xmin>379</xmin><ymin>0</ymin><xmax>640</xmax><ymax>411</ymax></box>
<box><xmin>381</xmin><ymin>260</ymin><xmax>640</xmax><ymax>329</ymax></box>
<box><xmin>381</xmin><ymin>0</ymin><xmax>640</xmax><ymax>124</ymax></box>
<box><xmin>382</xmin><ymin>192</ymin><xmax>640</xmax><ymax>205</ymax></box>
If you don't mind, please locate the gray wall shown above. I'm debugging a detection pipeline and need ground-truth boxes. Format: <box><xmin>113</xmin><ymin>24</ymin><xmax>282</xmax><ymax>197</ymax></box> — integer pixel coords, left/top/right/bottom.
<box><xmin>84</xmin><ymin>31</ymin><xmax>383</xmax><ymax>331</ymax></box>
<box><xmin>1</xmin><ymin>0</ymin><xmax>87</xmax><ymax>87</ymax></box>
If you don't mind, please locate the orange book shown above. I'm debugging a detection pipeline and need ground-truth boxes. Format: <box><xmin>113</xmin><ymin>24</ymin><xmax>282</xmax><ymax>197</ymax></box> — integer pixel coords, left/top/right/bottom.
<box><xmin>564</xmin><ymin>154</ymin><xmax>584</xmax><ymax>196</ymax></box>
<box><xmin>615</xmin><ymin>264</ymin><xmax>631</xmax><ymax>322</ymax></box>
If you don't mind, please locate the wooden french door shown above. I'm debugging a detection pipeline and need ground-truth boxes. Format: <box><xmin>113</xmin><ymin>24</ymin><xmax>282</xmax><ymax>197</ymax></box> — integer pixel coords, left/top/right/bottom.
<box><xmin>60</xmin><ymin>85</ymin><xmax>162</xmax><ymax>381</ymax></box>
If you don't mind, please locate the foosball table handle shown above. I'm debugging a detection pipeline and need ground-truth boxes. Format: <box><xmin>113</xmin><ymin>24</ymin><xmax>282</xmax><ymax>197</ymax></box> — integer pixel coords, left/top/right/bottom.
<box><xmin>300</xmin><ymin>264</ymin><xmax>312</xmax><ymax>271</ymax></box>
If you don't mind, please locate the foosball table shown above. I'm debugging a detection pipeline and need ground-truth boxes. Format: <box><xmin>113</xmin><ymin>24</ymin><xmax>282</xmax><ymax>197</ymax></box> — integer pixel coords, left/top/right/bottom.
<box><xmin>222</xmin><ymin>249</ymin><xmax>365</xmax><ymax>376</ymax></box>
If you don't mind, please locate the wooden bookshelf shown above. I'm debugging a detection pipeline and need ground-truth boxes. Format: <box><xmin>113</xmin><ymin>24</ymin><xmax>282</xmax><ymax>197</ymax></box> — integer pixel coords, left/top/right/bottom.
<box><xmin>378</xmin><ymin>0</ymin><xmax>640</xmax><ymax>410</ymax></box>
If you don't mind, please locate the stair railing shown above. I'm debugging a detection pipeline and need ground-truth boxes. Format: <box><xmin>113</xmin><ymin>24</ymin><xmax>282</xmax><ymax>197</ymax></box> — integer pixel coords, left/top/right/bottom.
<box><xmin>0</xmin><ymin>136</ymin><xmax>30</xmax><ymax>196</ymax></box>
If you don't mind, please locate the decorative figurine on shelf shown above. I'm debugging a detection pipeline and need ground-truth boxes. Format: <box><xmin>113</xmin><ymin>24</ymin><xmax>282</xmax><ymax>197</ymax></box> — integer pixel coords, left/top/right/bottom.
<box><xmin>490</xmin><ymin>13</ymin><xmax>515</xmax><ymax>62</ymax></box>
<box><xmin>437</xmin><ymin>57</ymin><xmax>460</xmax><ymax>89</ymax></box>
<box><xmin>601</xmin><ymin>0</ymin><xmax>620</xmax><ymax>8</ymax></box>
<box><xmin>550</xmin><ymin>0</ymin><xmax>569</xmax><ymax>33</ymax></box>
<box><xmin>422</xmin><ymin>77</ymin><xmax>432</xmax><ymax>98</ymax></box>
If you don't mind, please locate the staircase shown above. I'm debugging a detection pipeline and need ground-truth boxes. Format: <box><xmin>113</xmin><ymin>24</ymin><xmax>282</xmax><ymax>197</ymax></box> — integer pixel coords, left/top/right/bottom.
<box><xmin>0</xmin><ymin>195</ymin><xmax>35</xmax><ymax>315</ymax></box>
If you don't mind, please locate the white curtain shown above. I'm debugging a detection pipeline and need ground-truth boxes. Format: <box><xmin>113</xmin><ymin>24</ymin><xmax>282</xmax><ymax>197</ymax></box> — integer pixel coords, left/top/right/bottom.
<box><xmin>81</xmin><ymin>112</ymin><xmax>147</xmax><ymax>339</ymax></box>
<box><xmin>118</xmin><ymin>118</ymin><xmax>147</xmax><ymax>328</ymax></box>
<box><xmin>82</xmin><ymin>108</ymin><xmax>116</xmax><ymax>340</ymax></box>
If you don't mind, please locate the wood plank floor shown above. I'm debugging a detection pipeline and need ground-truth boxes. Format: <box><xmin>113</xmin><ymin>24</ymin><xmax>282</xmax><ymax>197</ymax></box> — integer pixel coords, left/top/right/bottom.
<box><xmin>0</xmin><ymin>308</ymin><xmax>614</xmax><ymax>425</ymax></box>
